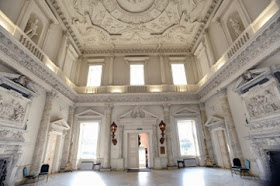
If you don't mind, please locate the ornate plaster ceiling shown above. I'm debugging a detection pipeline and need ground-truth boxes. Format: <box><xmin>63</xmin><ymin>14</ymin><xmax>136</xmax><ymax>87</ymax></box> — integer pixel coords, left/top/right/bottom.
<box><xmin>56</xmin><ymin>0</ymin><xmax>214</xmax><ymax>51</ymax></box>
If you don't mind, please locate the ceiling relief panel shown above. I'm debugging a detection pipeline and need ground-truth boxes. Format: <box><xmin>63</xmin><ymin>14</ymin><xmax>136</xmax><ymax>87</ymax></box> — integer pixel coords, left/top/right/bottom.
<box><xmin>61</xmin><ymin>0</ymin><xmax>212</xmax><ymax>51</ymax></box>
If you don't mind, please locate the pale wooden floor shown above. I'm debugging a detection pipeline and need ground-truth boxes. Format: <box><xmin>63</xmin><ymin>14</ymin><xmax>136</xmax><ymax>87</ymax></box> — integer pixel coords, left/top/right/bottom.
<box><xmin>23</xmin><ymin>167</ymin><xmax>263</xmax><ymax>186</ymax></box>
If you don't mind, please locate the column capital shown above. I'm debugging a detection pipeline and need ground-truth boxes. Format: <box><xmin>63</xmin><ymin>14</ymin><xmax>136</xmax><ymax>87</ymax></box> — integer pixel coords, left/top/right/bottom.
<box><xmin>217</xmin><ymin>88</ymin><xmax>227</xmax><ymax>97</ymax></box>
<box><xmin>46</xmin><ymin>91</ymin><xmax>57</xmax><ymax>101</ymax></box>
<box><xmin>199</xmin><ymin>103</ymin><xmax>206</xmax><ymax>110</ymax></box>
<box><xmin>69</xmin><ymin>106</ymin><xmax>75</xmax><ymax>114</ymax></box>
<box><xmin>104</xmin><ymin>103</ymin><xmax>113</xmax><ymax>113</ymax></box>
<box><xmin>162</xmin><ymin>104</ymin><xmax>171</xmax><ymax>112</ymax></box>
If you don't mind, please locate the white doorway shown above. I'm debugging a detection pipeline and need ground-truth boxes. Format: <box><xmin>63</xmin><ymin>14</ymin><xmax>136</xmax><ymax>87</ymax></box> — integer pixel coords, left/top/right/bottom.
<box><xmin>212</xmin><ymin>130</ymin><xmax>231</xmax><ymax>168</ymax></box>
<box><xmin>44</xmin><ymin>133</ymin><xmax>62</xmax><ymax>173</ymax></box>
<box><xmin>125</xmin><ymin>131</ymin><xmax>152</xmax><ymax>169</ymax></box>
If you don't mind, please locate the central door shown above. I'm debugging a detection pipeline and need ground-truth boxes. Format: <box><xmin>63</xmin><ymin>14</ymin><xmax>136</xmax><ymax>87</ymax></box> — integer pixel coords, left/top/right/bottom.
<box><xmin>127</xmin><ymin>133</ymin><xmax>139</xmax><ymax>169</ymax></box>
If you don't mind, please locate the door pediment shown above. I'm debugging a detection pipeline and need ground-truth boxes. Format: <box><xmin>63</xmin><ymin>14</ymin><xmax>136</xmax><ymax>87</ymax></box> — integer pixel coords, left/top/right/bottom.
<box><xmin>50</xmin><ymin>119</ymin><xmax>70</xmax><ymax>132</ymax></box>
<box><xmin>205</xmin><ymin>116</ymin><xmax>225</xmax><ymax>130</ymax></box>
<box><xmin>119</xmin><ymin>106</ymin><xmax>158</xmax><ymax>124</ymax></box>
<box><xmin>172</xmin><ymin>107</ymin><xmax>199</xmax><ymax>116</ymax></box>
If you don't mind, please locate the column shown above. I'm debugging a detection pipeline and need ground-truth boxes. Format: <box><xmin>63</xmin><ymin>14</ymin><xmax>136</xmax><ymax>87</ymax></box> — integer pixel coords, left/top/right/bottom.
<box><xmin>101</xmin><ymin>104</ymin><xmax>113</xmax><ymax>171</ymax></box>
<box><xmin>61</xmin><ymin>106</ymin><xmax>75</xmax><ymax>170</ymax></box>
<box><xmin>218</xmin><ymin>88</ymin><xmax>243</xmax><ymax>163</ymax></box>
<box><xmin>203</xmin><ymin>29</ymin><xmax>216</xmax><ymax>66</ymax></box>
<box><xmin>199</xmin><ymin>103</ymin><xmax>214</xmax><ymax>166</ymax></box>
<box><xmin>162</xmin><ymin>104</ymin><xmax>177</xmax><ymax>168</ymax></box>
<box><xmin>117</xmin><ymin>125</ymin><xmax>124</xmax><ymax>159</ymax></box>
<box><xmin>30</xmin><ymin>91</ymin><xmax>57</xmax><ymax>174</ymax></box>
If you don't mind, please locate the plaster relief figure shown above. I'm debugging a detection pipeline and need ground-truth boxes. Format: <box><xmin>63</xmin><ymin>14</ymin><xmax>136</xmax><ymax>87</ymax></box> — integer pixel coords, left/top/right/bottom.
<box><xmin>25</xmin><ymin>19</ymin><xmax>39</xmax><ymax>39</ymax></box>
<box><xmin>229</xmin><ymin>17</ymin><xmax>243</xmax><ymax>36</ymax></box>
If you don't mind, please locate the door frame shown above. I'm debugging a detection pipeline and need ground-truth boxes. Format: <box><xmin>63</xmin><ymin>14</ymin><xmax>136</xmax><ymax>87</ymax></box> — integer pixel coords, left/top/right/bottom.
<box><xmin>123</xmin><ymin>129</ymin><xmax>153</xmax><ymax>169</ymax></box>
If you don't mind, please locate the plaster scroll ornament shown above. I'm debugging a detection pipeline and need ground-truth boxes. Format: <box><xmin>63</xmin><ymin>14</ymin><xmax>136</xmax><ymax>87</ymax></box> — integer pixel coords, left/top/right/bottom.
<box><xmin>25</xmin><ymin>19</ymin><xmax>39</xmax><ymax>39</ymax></box>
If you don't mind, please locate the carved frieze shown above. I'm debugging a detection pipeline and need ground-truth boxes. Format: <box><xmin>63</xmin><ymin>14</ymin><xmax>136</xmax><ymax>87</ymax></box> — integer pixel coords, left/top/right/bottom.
<box><xmin>0</xmin><ymin>86</ymin><xmax>30</xmax><ymax>129</ymax></box>
<box><xmin>241</xmin><ymin>79</ymin><xmax>280</xmax><ymax>123</ymax></box>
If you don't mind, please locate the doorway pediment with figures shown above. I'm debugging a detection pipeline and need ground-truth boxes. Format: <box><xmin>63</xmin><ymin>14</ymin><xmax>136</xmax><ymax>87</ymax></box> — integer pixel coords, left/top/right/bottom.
<box><xmin>119</xmin><ymin>107</ymin><xmax>158</xmax><ymax>125</ymax></box>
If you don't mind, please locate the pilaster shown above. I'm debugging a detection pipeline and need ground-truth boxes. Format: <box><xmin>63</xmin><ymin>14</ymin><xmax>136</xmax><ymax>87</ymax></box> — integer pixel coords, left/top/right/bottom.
<box><xmin>101</xmin><ymin>103</ymin><xmax>113</xmax><ymax>171</ymax></box>
<box><xmin>30</xmin><ymin>91</ymin><xmax>57</xmax><ymax>174</ymax></box>
<box><xmin>218</xmin><ymin>88</ymin><xmax>243</xmax><ymax>163</ymax></box>
<box><xmin>162</xmin><ymin>104</ymin><xmax>177</xmax><ymax>168</ymax></box>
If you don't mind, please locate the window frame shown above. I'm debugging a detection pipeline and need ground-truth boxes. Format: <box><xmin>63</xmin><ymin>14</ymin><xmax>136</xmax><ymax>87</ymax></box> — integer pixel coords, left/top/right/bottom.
<box><xmin>170</xmin><ymin>63</ymin><xmax>188</xmax><ymax>85</ymax></box>
<box><xmin>77</xmin><ymin>120</ymin><xmax>101</xmax><ymax>160</ymax></box>
<box><xmin>86</xmin><ymin>63</ymin><xmax>104</xmax><ymax>87</ymax></box>
<box><xmin>175</xmin><ymin>118</ymin><xmax>201</xmax><ymax>158</ymax></box>
<box><xmin>129</xmin><ymin>63</ymin><xmax>145</xmax><ymax>86</ymax></box>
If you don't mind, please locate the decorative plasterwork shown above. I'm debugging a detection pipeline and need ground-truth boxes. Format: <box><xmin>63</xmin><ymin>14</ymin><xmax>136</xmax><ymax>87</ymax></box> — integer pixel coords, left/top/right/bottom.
<box><xmin>119</xmin><ymin>106</ymin><xmax>158</xmax><ymax>124</ymax></box>
<box><xmin>124</xmin><ymin>56</ymin><xmax>149</xmax><ymax>63</ymax></box>
<box><xmin>0</xmin><ymin>127</ymin><xmax>26</xmax><ymax>143</ymax></box>
<box><xmin>198</xmin><ymin>15</ymin><xmax>280</xmax><ymax>100</ymax></box>
<box><xmin>172</xmin><ymin>107</ymin><xmax>199</xmax><ymax>116</ymax></box>
<box><xmin>205</xmin><ymin>116</ymin><xmax>225</xmax><ymax>130</ymax></box>
<box><xmin>241</xmin><ymin>78</ymin><xmax>280</xmax><ymax>123</ymax></box>
<box><xmin>47</xmin><ymin>0</ymin><xmax>218</xmax><ymax>53</ymax></box>
<box><xmin>50</xmin><ymin>119</ymin><xmax>70</xmax><ymax>133</ymax></box>
<box><xmin>0</xmin><ymin>85</ymin><xmax>31</xmax><ymax>129</ymax></box>
<box><xmin>75</xmin><ymin>109</ymin><xmax>103</xmax><ymax>118</ymax></box>
<box><xmin>76</xmin><ymin>92</ymin><xmax>199</xmax><ymax>106</ymax></box>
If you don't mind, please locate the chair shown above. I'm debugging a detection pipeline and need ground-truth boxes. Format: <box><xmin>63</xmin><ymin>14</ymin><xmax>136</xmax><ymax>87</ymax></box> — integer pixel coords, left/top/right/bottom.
<box><xmin>23</xmin><ymin>167</ymin><xmax>37</xmax><ymax>183</ymax></box>
<box><xmin>231</xmin><ymin>158</ymin><xmax>241</xmax><ymax>176</ymax></box>
<box><xmin>38</xmin><ymin>164</ymin><xmax>49</xmax><ymax>182</ymax></box>
<box><xmin>231</xmin><ymin>158</ymin><xmax>250</xmax><ymax>177</ymax></box>
<box><xmin>239</xmin><ymin>159</ymin><xmax>250</xmax><ymax>177</ymax></box>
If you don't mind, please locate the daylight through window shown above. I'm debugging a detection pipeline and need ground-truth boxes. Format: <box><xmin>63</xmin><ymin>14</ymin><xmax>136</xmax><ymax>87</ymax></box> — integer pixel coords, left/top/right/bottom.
<box><xmin>177</xmin><ymin>120</ymin><xmax>199</xmax><ymax>156</ymax></box>
<box><xmin>79</xmin><ymin>122</ymin><xmax>99</xmax><ymax>159</ymax></box>
<box><xmin>130</xmin><ymin>64</ymin><xmax>144</xmax><ymax>85</ymax></box>
<box><xmin>87</xmin><ymin>65</ymin><xmax>102</xmax><ymax>86</ymax></box>
<box><xmin>171</xmin><ymin>64</ymin><xmax>187</xmax><ymax>85</ymax></box>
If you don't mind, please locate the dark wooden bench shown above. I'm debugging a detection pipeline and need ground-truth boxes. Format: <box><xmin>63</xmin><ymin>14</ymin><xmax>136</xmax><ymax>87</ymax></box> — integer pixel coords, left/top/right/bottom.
<box><xmin>177</xmin><ymin>160</ymin><xmax>185</xmax><ymax>168</ymax></box>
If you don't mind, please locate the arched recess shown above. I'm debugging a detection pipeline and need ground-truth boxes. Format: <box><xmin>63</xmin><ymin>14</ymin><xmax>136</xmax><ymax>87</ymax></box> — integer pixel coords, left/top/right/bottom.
<box><xmin>72</xmin><ymin>109</ymin><xmax>103</xmax><ymax>170</ymax></box>
<box><xmin>172</xmin><ymin>107</ymin><xmax>204</xmax><ymax>166</ymax></box>
<box><xmin>205</xmin><ymin>116</ymin><xmax>231</xmax><ymax>168</ymax></box>
<box><xmin>118</xmin><ymin>107</ymin><xmax>159</xmax><ymax>170</ymax></box>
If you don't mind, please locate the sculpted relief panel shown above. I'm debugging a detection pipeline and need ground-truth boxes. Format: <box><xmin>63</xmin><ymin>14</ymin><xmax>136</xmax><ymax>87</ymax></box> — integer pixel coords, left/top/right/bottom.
<box><xmin>0</xmin><ymin>87</ymin><xmax>30</xmax><ymax>129</ymax></box>
<box><xmin>61</xmin><ymin>0</ymin><xmax>211</xmax><ymax>50</ymax></box>
<box><xmin>242</xmin><ymin>79</ymin><xmax>280</xmax><ymax>123</ymax></box>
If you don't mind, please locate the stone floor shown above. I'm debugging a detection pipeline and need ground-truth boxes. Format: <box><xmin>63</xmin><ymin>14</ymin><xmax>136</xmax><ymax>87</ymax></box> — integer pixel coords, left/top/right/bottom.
<box><xmin>23</xmin><ymin>167</ymin><xmax>263</xmax><ymax>186</ymax></box>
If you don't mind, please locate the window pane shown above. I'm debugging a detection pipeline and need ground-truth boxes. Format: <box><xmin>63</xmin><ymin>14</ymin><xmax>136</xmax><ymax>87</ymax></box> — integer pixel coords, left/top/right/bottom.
<box><xmin>171</xmin><ymin>64</ymin><xmax>187</xmax><ymax>85</ymax></box>
<box><xmin>177</xmin><ymin>120</ymin><xmax>198</xmax><ymax>156</ymax></box>
<box><xmin>79</xmin><ymin>122</ymin><xmax>99</xmax><ymax>159</ymax></box>
<box><xmin>87</xmin><ymin>65</ymin><xmax>102</xmax><ymax>86</ymax></box>
<box><xmin>130</xmin><ymin>64</ymin><xmax>144</xmax><ymax>85</ymax></box>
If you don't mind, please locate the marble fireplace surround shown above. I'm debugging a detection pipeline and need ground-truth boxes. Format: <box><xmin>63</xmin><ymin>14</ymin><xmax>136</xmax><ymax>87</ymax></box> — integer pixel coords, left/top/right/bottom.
<box><xmin>0</xmin><ymin>74</ymin><xmax>34</xmax><ymax>185</ymax></box>
<box><xmin>235</xmin><ymin>66</ymin><xmax>280</xmax><ymax>180</ymax></box>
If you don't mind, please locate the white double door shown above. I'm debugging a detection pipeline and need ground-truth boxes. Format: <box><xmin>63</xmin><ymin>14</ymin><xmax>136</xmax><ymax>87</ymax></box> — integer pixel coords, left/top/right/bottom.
<box><xmin>127</xmin><ymin>133</ymin><xmax>139</xmax><ymax>169</ymax></box>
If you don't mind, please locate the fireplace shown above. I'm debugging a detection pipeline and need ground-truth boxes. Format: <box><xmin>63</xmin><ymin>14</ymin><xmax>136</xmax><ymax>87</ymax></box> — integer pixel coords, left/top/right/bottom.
<box><xmin>0</xmin><ymin>159</ymin><xmax>7</xmax><ymax>185</ymax></box>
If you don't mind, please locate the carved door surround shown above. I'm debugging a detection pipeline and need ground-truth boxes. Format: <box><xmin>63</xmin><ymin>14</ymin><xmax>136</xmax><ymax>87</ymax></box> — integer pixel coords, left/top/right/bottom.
<box><xmin>205</xmin><ymin>116</ymin><xmax>231</xmax><ymax>168</ymax></box>
<box><xmin>44</xmin><ymin>119</ymin><xmax>70</xmax><ymax>173</ymax></box>
<box><xmin>119</xmin><ymin>106</ymin><xmax>158</xmax><ymax>169</ymax></box>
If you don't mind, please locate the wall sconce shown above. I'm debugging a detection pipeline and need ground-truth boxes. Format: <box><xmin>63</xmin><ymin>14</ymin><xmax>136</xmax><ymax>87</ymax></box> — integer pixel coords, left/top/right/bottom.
<box><xmin>111</xmin><ymin>122</ymin><xmax>117</xmax><ymax>145</ymax></box>
<box><xmin>159</xmin><ymin>120</ymin><xmax>166</xmax><ymax>144</ymax></box>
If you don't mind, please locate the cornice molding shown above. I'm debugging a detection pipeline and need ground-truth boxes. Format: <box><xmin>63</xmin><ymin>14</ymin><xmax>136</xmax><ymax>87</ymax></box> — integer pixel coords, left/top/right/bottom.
<box><xmin>198</xmin><ymin>14</ymin><xmax>280</xmax><ymax>101</ymax></box>
<box><xmin>76</xmin><ymin>92</ymin><xmax>199</xmax><ymax>106</ymax></box>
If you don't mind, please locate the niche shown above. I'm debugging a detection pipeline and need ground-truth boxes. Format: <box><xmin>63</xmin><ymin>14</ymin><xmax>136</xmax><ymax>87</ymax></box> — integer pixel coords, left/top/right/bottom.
<box><xmin>24</xmin><ymin>14</ymin><xmax>43</xmax><ymax>44</ymax></box>
<box><xmin>227</xmin><ymin>13</ymin><xmax>245</xmax><ymax>42</ymax></box>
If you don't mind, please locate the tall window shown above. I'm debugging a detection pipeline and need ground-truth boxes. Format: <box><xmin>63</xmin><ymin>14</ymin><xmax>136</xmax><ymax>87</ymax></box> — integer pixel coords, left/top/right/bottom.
<box><xmin>79</xmin><ymin>122</ymin><xmax>99</xmax><ymax>159</ymax></box>
<box><xmin>171</xmin><ymin>64</ymin><xmax>187</xmax><ymax>85</ymax></box>
<box><xmin>87</xmin><ymin>65</ymin><xmax>102</xmax><ymax>86</ymax></box>
<box><xmin>130</xmin><ymin>64</ymin><xmax>144</xmax><ymax>85</ymax></box>
<box><xmin>177</xmin><ymin>120</ymin><xmax>199</xmax><ymax>156</ymax></box>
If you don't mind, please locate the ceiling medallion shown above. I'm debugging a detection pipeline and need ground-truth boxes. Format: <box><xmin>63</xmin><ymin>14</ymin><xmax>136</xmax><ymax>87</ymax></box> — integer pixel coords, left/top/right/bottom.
<box><xmin>116</xmin><ymin>0</ymin><xmax>155</xmax><ymax>13</ymax></box>
<box><xmin>102</xmin><ymin>0</ymin><xmax>168</xmax><ymax>24</ymax></box>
